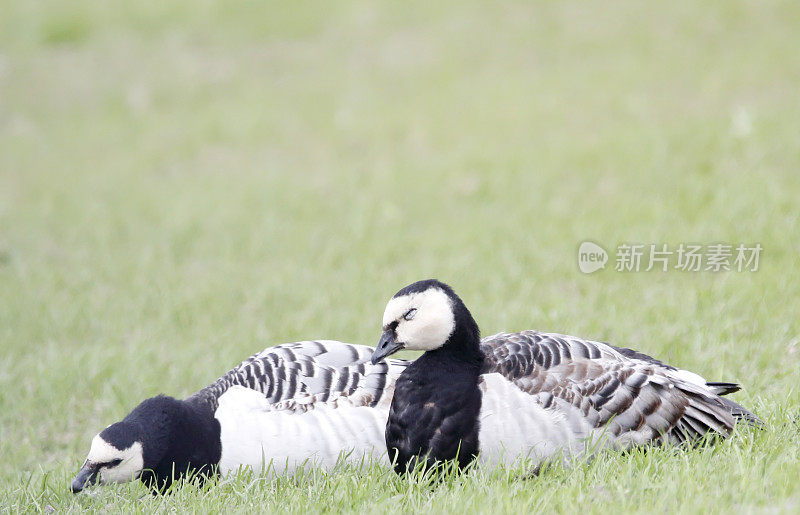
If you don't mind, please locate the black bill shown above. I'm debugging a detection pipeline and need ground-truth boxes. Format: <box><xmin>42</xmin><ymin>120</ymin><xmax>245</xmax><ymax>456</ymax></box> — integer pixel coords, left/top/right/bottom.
<box><xmin>371</xmin><ymin>330</ymin><xmax>404</xmax><ymax>364</ymax></box>
<box><xmin>71</xmin><ymin>462</ymin><xmax>99</xmax><ymax>494</ymax></box>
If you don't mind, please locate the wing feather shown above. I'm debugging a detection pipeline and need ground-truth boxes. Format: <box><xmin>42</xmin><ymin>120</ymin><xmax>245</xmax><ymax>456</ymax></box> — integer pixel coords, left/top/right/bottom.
<box><xmin>189</xmin><ymin>341</ymin><xmax>409</xmax><ymax>412</ymax></box>
<box><xmin>480</xmin><ymin>331</ymin><xmax>757</xmax><ymax>448</ymax></box>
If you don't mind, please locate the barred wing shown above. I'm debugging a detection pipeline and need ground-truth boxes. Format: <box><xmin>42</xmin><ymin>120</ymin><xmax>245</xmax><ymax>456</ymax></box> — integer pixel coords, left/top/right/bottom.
<box><xmin>480</xmin><ymin>331</ymin><xmax>753</xmax><ymax>446</ymax></box>
<box><xmin>189</xmin><ymin>340</ymin><xmax>408</xmax><ymax>412</ymax></box>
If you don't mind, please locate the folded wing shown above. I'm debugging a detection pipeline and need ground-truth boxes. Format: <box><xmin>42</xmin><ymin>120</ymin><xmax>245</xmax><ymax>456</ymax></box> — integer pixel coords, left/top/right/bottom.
<box><xmin>480</xmin><ymin>331</ymin><xmax>759</xmax><ymax>449</ymax></box>
<box><xmin>190</xmin><ymin>340</ymin><xmax>408</xmax><ymax>412</ymax></box>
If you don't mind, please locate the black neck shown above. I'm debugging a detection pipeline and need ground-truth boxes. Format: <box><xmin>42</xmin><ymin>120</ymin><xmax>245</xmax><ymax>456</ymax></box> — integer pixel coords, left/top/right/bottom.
<box><xmin>424</xmin><ymin>339</ymin><xmax>483</xmax><ymax>369</ymax></box>
<box><xmin>435</xmin><ymin>298</ymin><xmax>483</xmax><ymax>367</ymax></box>
<box><xmin>137</xmin><ymin>398</ymin><xmax>222</xmax><ymax>492</ymax></box>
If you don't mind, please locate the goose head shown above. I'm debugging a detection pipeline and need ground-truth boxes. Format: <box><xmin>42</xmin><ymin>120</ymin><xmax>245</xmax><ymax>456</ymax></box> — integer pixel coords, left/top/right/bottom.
<box><xmin>371</xmin><ymin>279</ymin><xmax>480</xmax><ymax>364</ymax></box>
<box><xmin>71</xmin><ymin>395</ymin><xmax>186</xmax><ymax>493</ymax></box>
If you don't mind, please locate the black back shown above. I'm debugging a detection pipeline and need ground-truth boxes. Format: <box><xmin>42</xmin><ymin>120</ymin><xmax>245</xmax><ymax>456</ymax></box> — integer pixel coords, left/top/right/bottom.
<box><xmin>384</xmin><ymin>280</ymin><xmax>484</xmax><ymax>473</ymax></box>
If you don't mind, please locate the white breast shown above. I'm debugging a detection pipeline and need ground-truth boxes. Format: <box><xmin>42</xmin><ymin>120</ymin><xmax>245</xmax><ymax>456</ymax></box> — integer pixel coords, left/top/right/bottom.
<box><xmin>214</xmin><ymin>386</ymin><xmax>390</xmax><ymax>476</ymax></box>
<box><xmin>477</xmin><ymin>373</ymin><xmax>601</xmax><ymax>468</ymax></box>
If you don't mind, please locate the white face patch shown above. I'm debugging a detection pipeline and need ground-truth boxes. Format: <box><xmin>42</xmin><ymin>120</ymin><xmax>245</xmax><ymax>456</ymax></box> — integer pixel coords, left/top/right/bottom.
<box><xmin>86</xmin><ymin>435</ymin><xmax>144</xmax><ymax>484</ymax></box>
<box><xmin>383</xmin><ymin>288</ymin><xmax>456</xmax><ymax>351</ymax></box>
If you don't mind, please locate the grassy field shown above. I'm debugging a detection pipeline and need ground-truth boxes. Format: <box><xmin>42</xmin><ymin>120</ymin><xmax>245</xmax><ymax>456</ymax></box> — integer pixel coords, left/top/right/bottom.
<box><xmin>2</xmin><ymin>0</ymin><xmax>799</xmax><ymax>512</ymax></box>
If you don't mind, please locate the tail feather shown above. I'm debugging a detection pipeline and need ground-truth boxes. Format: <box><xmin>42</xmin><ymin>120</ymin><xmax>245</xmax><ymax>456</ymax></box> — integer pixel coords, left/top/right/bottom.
<box><xmin>705</xmin><ymin>381</ymin><xmax>741</xmax><ymax>396</ymax></box>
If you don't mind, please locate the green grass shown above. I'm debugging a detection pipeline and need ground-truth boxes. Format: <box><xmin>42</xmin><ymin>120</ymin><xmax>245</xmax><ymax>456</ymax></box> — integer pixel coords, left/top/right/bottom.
<box><xmin>1</xmin><ymin>0</ymin><xmax>799</xmax><ymax>512</ymax></box>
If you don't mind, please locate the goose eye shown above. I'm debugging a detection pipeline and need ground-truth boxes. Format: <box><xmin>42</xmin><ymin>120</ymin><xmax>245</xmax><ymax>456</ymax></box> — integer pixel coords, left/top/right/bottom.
<box><xmin>107</xmin><ymin>458</ymin><xmax>123</xmax><ymax>467</ymax></box>
<box><xmin>403</xmin><ymin>308</ymin><xmax>417</xmax><ymax>321</ymax></box>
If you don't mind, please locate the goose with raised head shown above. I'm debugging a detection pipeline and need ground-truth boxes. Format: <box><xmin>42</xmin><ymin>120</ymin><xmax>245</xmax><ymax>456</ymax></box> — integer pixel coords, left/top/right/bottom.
<box><xmin>371</xmin><ymin>279</ymin><xmax>760</xmax><ymax>474</ymax></box>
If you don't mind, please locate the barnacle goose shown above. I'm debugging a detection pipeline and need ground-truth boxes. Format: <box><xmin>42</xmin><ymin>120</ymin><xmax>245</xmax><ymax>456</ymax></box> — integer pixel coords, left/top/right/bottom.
<box><xmin>371</xmin><ymin>279</ymin><xmax>760</xmax><ymax>474</ymax></box>
<box><xmin>71</xmin><ymin>341</ymin><xmax>406</xmax><ymax>493</ymax></box>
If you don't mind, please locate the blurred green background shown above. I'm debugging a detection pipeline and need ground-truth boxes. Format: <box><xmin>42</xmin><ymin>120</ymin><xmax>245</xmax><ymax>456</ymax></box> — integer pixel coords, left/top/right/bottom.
<box><xmin>1</xmin><ymin>0</ymin><xmax>798</xmax><ymax>511</ymax></box>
